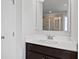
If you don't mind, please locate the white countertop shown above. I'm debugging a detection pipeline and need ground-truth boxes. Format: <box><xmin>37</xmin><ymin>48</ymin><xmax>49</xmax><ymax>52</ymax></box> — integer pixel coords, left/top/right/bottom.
<box><xmin>25</xmin><ymin>35</ymin><xmax>77</xmax><ymax>52</ymax></box>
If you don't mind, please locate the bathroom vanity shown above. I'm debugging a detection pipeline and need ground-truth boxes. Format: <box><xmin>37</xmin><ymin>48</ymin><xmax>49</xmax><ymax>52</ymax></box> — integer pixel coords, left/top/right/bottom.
<box><xmin>26</xmin><ymin>42</ymin><xmax>77</xmax><ymax>59</ymax></box>
<box><xmin>25</xmin><ymin>0</ymin><xmax>78</xmax><ymax>59</ymax></box>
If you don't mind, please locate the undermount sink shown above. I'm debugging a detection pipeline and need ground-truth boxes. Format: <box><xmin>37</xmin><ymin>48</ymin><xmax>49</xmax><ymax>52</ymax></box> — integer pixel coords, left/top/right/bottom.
<box><xmin>36</xmin><ymin>37</ymin><xmax>75</xmax><ymax>45</ymax></box>
<box><xmin>32</xmin><ymin>34</ymin><xmax>72</xmax><ymax>42</ymax></box>
<box><xmin>26</xmin><ymin>34</ymin><xmax>76</xmax><ymax>45</ymax></box>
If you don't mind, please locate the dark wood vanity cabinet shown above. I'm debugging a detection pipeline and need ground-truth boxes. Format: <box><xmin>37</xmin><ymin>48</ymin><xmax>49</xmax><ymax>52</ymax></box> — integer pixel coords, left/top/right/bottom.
<box><xmin>26</xmin><ymin>43</ymin><xmax>77</xmax><ymax>59</ymax></box>
<box><xmin>46</xmin><ymin>56</ymin><xmax>57</xmax><ymax>59</ymax></box>
<box><xmin>27</xmin><ymin>51</ymin><xmax>45</xmax><ymax>59</ymax></box>
<box><xmin>27</xmin><ymin>51</ymin><xmax>57</xmax><ymax>59</ymax></box>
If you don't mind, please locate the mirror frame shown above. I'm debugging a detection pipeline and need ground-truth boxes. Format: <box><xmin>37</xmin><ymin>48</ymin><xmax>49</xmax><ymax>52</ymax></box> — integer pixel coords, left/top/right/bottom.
<box><xmin>35</xmin><ymin>0</ymin><xmax>71</xmax><ymax>36</ymax></box>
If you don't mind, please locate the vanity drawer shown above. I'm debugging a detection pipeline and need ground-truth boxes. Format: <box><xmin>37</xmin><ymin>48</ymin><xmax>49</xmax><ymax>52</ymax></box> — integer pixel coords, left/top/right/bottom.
<box><xmin>26</xmin><ymin>43</ymin><xmax>77</xmax><ymax>59</ymax></box>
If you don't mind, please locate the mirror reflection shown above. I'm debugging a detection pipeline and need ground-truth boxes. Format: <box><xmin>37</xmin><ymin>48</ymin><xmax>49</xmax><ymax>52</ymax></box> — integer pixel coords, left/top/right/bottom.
<box><xmin>43</xmin><ymin>0</ymin><xmax>70</xmax><ymax>31</ymax></box>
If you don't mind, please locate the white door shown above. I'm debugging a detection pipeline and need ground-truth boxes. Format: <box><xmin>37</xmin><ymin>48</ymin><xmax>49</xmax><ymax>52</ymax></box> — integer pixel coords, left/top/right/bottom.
<box><xmin>1</xmin><ymin>0</ymin><xmax>16</xmax><ymax>59</ymax></box>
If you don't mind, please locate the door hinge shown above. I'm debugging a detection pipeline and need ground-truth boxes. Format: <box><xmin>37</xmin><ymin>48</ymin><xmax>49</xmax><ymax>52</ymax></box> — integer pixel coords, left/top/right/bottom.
<box><xmin>11</xmin><ymin>0</ymin><xmax>15</xmax><ymax>5</ymax></box>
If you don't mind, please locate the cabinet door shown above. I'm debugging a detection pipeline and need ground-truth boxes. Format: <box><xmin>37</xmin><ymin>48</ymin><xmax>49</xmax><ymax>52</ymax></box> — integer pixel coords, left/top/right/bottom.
<box><xmin>27</xmin><ymin>51</ymin><xmax>45</xmax><ymax>59</ymax></box>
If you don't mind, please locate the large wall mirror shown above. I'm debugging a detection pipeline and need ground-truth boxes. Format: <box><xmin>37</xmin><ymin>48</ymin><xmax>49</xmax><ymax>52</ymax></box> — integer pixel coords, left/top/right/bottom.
<box><xmin>36</xmin><ymin>0</ymin><xmax>71</xmax><ymax>35</ymax></box>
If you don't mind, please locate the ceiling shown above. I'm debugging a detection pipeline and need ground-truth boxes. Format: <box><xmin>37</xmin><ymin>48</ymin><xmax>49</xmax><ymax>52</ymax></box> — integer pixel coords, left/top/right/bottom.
<box><xmin>43</xmin><ymin>0</ymin><xmax>68</xmax><ymax>14</ymax></box>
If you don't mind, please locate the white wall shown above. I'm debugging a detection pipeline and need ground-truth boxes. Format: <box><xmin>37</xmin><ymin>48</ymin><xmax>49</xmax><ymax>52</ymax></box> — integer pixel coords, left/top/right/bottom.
<box><xmin>36</xmin><ymin>0</ymin><xmax>43</xmax><ymax>31</ymax></box>
<box><xmin>22</xmin><ymin>0</ymin><xmax>36</xmax><ymax>36</ymax></box>
<box><xmin>16</xmin><ymin>0</ymin><xmax>24</xmax><ymax>59</ymax></box>
<box><xmin>22</xmin><ymin>0</ymin><xmax>36</xmax><ymax>59</ymax></box>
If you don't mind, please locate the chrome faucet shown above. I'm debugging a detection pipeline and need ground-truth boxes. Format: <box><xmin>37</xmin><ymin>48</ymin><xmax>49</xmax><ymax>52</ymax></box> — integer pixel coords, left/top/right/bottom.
<box><xmin>48</xmin><ymin>34</ymin><xmax>55</xmax><ymax>40</ymax></box>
